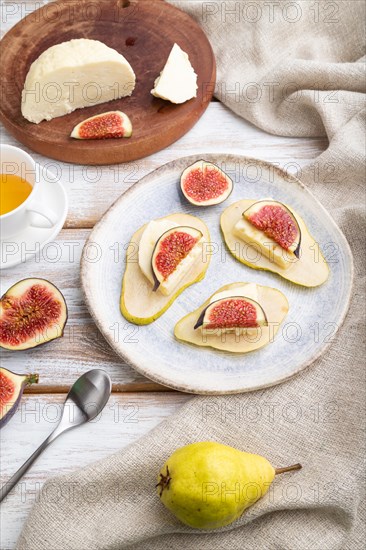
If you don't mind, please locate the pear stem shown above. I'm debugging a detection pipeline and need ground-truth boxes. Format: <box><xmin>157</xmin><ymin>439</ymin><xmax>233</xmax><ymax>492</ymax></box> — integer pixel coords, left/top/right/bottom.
<box><xmin>275</xmin><ymin>463</ymin><xmax>302</xmax><ymax>475</ymax></box>
<box><xmin>25</xmin><ymin>373</ymin><xmax>39</xmax><ymax>386</ymax></box>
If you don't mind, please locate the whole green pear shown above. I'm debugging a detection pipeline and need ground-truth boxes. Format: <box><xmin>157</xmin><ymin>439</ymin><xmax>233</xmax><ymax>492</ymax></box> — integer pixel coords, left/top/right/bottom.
<box><xmin>156</xmin><ymin>441</ymin><xmax>301</xmax><ymax>530</ymax></box>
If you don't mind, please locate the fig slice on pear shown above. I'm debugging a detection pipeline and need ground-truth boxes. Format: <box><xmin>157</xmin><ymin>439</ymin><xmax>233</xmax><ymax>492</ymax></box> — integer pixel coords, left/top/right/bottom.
<box><xmin>0</xmin><ymin>278</ymin><xmax>68</xmax><ymax>350</ymax></box>
<box><xmin>151</xmin><ymin>226</ymin><xmax>204</xmax><ymax>295</ymax></box>
<box><xmin>221</xmin><ymin>199</ymin><xmax>329</xmax><ymax>287</ymax></box>
<box><xmin>180</xmin><ymin>160</ymin><xmax>233</xmax><ymax>206</ymax></box>
<box><xmin>174</xmin><ymin>282</ymin><xmax>288</xmax><ymax>353</ymax></box>
<box><xmin>243</xmin><ymin>200</ymin><xmax>301</xmax><ymax>259</ymax></box>
<box><xmin>71</xmin><ymin>111</ymin><xmax>132</xmax><ymax>139</ymax></box>
<box><xmin>194</xmin><ymin>296</ymin><xmax>268</xmax><ymax>332</ymax></box>
<box><xmin>120</xmin><ymin>214</ymin><xmax>210</xmax><ymax>325</ymax></box>
<box><xmin>0</xmin><ymin>367</ymin><xmax>39</xmax><ymax>428</ymax></box>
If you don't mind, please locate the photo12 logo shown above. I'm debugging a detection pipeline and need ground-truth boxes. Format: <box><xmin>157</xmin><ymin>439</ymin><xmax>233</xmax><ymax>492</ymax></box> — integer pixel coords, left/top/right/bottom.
<box><xmin>201</xmin><ymin>2</ymin><xmax>340</xmax><ymax>24</ymax></box>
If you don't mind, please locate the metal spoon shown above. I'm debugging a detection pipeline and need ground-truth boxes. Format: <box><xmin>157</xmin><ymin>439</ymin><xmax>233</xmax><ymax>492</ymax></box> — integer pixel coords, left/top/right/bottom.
<box><xmin>0</xmin><ymin>369</ymin><xmax>112</xmax><ymax>502</ymax></box>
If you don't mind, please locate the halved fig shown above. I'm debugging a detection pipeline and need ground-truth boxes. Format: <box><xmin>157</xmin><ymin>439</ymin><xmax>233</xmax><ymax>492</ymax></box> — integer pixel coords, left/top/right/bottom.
<box><xmin>70</xmin><ymin>111</ymin><xmax>132</xmax><ymax>140</ymax></box>
<box><xmin>174</xmin><ymin>283</ymin><xmax>289</xmax><ymax>353</ymax></box>
<box><xmin>152</xmin><ymin>226</ymin><xmax>203</xmax><ymax>295</ymax></box>
<box><xmin>244</xmin><ymin>200</ymin><xmax>301</xmax><ymax>258</ymax></box>
<box><xmin>194</xmin><ymin>296</ymin><xmax>268</xmax><ymax>331</ymax></box>
<box><xmin>220</xmin><ymin>199</ymin><xmax>329</xmax><ymax>287</ymax></box>
<box><xmin>180</xmin><ymin>161</ymin><xmax>233</xmax><ymax>206</ymax></box>
<box><xmin>120</xmin><ymin>214</ymin><xmax>210</xmax><ymax>325</ymax></box>
<box><xmin>0</xmin><ymin>278</ymin><xmax>68</xmax><ymax>350</ymax></box>
<box><xmin>0</xmin><ymin>367</ymin><xmax>39</xmax><ymax>428</ymax></box>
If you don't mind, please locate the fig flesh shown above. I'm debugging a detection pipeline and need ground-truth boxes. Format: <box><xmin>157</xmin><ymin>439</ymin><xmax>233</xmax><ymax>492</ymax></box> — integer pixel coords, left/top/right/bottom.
<box><xmin>138</xmin><ymin>219</ymin><xmax>179</xmax><ymax>285</ymax></box>
<box><xmin>174</xmin><ymin>282</ymin><xmax>288</xmax><ymax>353</ymax></box>
<box><xmin>180</xmin><ymin>160</ymin><xmax>233</xmax><ymax>206</ymax></box>
<box><xmin>221</xmin><ymin>199</ymin><xmax>329</xmax><ymax>287</ymax></box>
<box><xmin>151</xmin><ymin>226</ymin><xmax>203</xmax><ymax>295</ymax></box>
<box><xmin>70</xmin><ymin>111</ymin><xmax>132</xmax><ymax>139</ymax></box>
<box><xmin>244</xmin><ymin>200</ymin><xmax>301</xmax><ymax>258</ymax></box>
<box><xmin>194</xmin><ymin>296</ymin><xmax>268</xmax><ymax>332</ymax></box>
<box><xmin>0</xmin><ymin>367</ymin><xmax>39</xmax><ymax>428</ymax></box>
<box><xmin>0</xmin><ymin>278</ymin><xmax>68</xmax><ymax>350</ymax></box>
<box><xmin>120</xmin><ymin>214</ymin><xmax>211</xmax><ymax>325</ymax></box>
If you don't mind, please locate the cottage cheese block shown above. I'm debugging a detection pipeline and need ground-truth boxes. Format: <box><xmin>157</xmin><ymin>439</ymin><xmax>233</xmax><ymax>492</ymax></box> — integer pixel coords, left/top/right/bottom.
<box><xmin>21</xmin><ymin>39</ymin><xmax>136</xmax><ymax>123</ymax></box>
<box><xmin>151</xmin><ymin>43</ymin><xmax>197</xmax><ymax>104</ymax></box>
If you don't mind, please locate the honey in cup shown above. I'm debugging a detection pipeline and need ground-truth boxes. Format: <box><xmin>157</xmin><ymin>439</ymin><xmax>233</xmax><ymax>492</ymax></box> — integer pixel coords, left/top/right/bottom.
<box><xmin>0</xmin><ymin>174</ymin><xmax>33</xmax><ymax>215</ymax></box>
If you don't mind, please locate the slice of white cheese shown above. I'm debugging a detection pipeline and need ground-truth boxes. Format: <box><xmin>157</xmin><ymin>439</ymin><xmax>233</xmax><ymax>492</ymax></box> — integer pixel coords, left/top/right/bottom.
<box><xmin>151</xmin><ymin>43</ymin><xmax>198</xmax><ymax>104</ymax></box>
<box><xmin>234</xmin><ymin>218</ymin><xmax>296</xmax><ymax>270</ymax></box>
<box><xmin>138</xmin><ymin>219</ymin><xmax>179</xmax><ymax>285</ymax></box>
<box><xmin>209</xmin><ymin>283</ymin><xmax>258</xmax><ymax>304</ymax></box>
<box><xmin>21</xmin><ymin>39</ymin><xmax>136</xmax><ymax>123</ymax></box>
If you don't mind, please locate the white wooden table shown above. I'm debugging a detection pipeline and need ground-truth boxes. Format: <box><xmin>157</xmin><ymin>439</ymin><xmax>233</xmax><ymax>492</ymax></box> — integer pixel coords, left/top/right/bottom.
<box><xmin>0</xmin><ymin>4</ymin><xmax>328</xmax><ymax>549</ymax></box>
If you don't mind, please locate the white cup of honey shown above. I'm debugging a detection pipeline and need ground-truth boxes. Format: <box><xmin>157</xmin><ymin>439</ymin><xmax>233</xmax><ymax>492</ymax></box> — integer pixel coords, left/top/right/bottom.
<box><xmin>0</xmin><ymin>144</ymin><xmax>57</xmax><ymax>239</ymax></box>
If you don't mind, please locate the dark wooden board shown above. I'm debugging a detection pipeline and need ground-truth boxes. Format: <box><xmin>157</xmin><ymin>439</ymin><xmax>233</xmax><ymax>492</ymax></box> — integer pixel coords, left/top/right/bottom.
<box><xmin>0</xmin><ymin>0</ymin><xmax>216</xmax><ymax>165</ymax></box>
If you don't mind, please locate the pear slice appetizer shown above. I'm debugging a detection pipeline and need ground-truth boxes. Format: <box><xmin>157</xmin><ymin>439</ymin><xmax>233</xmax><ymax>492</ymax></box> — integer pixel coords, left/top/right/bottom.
<box><xmin>220</xmin><ymin>199</ymin><xmax>329</xmax><ymax>287</ymax></box>
<box><xmin>121</xmin><ymin>214</ymin><xmax>210</xmax><ymax>325</ymax></box>
<box><xmin>174</xmin><ymin>282</ymin><xmax>289</xmax><ymax>353</ymax></box>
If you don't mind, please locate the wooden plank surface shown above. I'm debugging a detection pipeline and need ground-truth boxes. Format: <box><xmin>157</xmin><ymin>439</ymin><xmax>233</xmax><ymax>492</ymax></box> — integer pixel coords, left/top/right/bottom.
<box><xmin>1</xmin><ymin>103</ymin><xmax>328</xmax><ymax>228</ymax></box>
<box><xmin>0</xmin><ymin>229</ymin><xmax>163</xmax><ymax>392</ymax></box>
<box><xmin>0</xmin><ymin>103</ymin><xmax>328</xmax><ymax>393</ymax></box>
<box><xmin>0</xmin><ymin>392</ymin><xmax>190</xmax><ymax>550</ymax></box>
<box><xmin>1</xmin><ymin>3</ymin><xmax>329</xmax><ymax>548</ymax></box>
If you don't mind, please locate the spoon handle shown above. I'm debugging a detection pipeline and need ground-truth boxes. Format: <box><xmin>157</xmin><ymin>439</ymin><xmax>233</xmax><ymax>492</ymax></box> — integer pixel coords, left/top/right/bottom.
<box><xmin>0</xmin><ymin>431</ymin><xmax>57</xmax><ymax>503</ymax></box>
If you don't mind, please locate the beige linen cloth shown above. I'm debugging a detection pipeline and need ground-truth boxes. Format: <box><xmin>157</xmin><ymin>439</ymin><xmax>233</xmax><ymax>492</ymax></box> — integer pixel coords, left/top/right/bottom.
<box><xmin>16</xmin><ymin>1</ymin><xmax>365</xmax><ymax>549</ymax></box>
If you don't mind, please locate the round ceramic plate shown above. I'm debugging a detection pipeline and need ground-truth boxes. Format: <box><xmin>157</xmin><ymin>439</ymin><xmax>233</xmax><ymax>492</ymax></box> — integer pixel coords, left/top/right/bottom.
<box><xmin>81</xmin><ymin>154</ymin><xmax>353</xmax><ymax>394</ymax></box>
